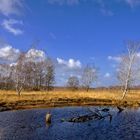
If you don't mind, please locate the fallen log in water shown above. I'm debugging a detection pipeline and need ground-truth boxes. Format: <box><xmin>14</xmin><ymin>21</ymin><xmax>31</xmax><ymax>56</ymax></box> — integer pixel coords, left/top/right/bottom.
<box><xmin>61</xmin><ymin>108</ymin><xmax>112</xmax><ymax>123</ymax></box>
<box><xmin>68</xmin><ymin>113</ymin><xmax>101</xmax><ymax>123</ymax></box>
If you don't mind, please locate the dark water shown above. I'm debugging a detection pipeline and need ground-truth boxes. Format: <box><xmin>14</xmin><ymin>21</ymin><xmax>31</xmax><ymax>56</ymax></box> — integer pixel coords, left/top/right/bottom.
<box><xmin>0</xmin><ymin>106</ymin><xmax>140</xmax><ymax>140</ymax></box>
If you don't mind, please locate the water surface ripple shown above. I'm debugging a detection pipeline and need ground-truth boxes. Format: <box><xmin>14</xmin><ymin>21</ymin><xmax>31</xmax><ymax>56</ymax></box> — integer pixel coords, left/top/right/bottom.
<box><xmin>0</xmin><ymin>107</ymin><xmax>140</xmax><ymax>140</ymax></box>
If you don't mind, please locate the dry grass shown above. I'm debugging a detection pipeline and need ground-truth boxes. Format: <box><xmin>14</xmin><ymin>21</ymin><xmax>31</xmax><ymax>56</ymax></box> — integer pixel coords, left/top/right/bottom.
<box><xmin>0</xmin><ymin>89</ymin><xmax>140</xmax><ymax>103</ymax></box>
<box><xmin>1</xmin><ymin>89</ymin><xmax>140</xmax><ymax>111</ymax></box>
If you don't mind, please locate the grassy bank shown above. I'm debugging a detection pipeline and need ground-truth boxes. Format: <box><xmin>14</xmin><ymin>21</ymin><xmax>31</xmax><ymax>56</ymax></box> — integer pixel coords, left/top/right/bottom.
<box><xmin>0</xmin><ymin>89</ymin><xmax>140</xmax><ymax>111</ymax></box>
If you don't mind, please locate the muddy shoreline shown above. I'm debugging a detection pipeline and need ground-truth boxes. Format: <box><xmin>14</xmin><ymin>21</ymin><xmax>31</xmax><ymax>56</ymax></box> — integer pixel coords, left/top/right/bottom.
<box><xmin>0</xmin><ymin>98</ymin><xmax>140</xmax><ymax>112</ymax></box>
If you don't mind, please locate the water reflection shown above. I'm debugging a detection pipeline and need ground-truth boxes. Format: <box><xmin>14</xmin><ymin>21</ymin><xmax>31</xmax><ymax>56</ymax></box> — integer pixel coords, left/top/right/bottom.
<box><xmin>0</xmin><ymin>107</ymin><xmax>140</xmax><ymax>140</ymax></box>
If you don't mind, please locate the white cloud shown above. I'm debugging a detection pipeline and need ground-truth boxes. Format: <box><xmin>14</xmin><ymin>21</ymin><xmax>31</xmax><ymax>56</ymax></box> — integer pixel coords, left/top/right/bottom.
<box><xmin>10</xmin><ymin>62</ymin><xmax>17</xmax><ymax>67</ymax></box>
<box><xmin>2</xmin><ymin>19</ymin><xmax>24</xmax><ymax>35</ymax></box>
<box><xmin>104</xmin><ymin>72</ymin><xmax>111</xmax><ymax>78</ymax></box>
<box><xmin>108</xmin><ymin>56</ymin><xmax>122</xmax><ymax>62</ymax></box>
<box><xmin>0</xmin><ymin>44</ymin><xmax>20</xmax><ymax>62</ymax></box>
<box><xmin>0</xmin><ymin>0</ymin><xmax>23</xmax><ymax>16</ymax></box>
<box><xmin>0</xmin><ymin>47</ymin><xmax>46</xmax><ymax>63</ymax></box>
<box><xmin>47</xmin><ymin>0</ymin><xmax>79</xmax><ymax>5</ymax></box>
<box><xmin>108</xmin><ymin>52</ymin><xmax>140</xmax><ymax>63</ymax></box>
<box><xmin>26</xmin><ymin>49</ymin><xmax>46</xmax><ymax>61</ymax></box>
<box><xmin>124</xmin><ymin>0</ymin><xmax>140</xmax><ymax>8</ymax></box>
<box><xmin>57</xmin><ymin>58</ymin><xmax>65</xmax><ymax>64</ymax></box>
<box><xmin>136</xmin><ymin>52</ymin><xmax>140</xmax><ymax>58</ymax></box>
<box><xmin>57</xmin><ymin>57</ymin><xmax>81</xmax><ymax>69</ymax></box>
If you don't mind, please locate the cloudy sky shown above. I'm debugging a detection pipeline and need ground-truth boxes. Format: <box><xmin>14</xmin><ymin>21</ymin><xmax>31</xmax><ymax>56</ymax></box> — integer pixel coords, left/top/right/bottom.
<box><xmin>0</xmin><ymin>0</ymin><xmax>140</xmax><ymax>87</ymax></box>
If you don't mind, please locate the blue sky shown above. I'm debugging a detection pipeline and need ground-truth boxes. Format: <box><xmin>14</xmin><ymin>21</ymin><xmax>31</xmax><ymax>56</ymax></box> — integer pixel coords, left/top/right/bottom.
<box><xmin>0</xmin><ymin>0</ymin><xmax>140</xmax><ymax>87</ymax></box>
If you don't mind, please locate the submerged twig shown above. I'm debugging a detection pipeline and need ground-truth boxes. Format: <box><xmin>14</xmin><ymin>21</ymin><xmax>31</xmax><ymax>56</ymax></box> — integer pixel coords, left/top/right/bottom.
<box><xmin>117</xmin><ymin>106</ymin><xmax>124</xmax><ymax>113</ymax></box>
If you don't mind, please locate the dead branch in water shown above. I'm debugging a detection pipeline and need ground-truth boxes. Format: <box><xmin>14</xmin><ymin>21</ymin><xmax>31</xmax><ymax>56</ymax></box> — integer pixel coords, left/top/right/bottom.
<box><xmin>61</xmin><ymin>107</ymin><xmax>113</xmax><ymax>123</ymax></box>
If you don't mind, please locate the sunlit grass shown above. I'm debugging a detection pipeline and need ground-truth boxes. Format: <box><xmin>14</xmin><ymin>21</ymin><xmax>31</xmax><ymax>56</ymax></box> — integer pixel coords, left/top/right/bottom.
<box><xmin>0</xmin><ymin>89</ymin><xmax>140</xmax><ymax>103</ymax></box>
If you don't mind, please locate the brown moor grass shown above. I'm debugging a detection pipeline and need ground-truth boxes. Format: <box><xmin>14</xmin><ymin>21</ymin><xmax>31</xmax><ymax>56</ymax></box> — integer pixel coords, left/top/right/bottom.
<box><xmin>0</xmin><ymin>89</ymin><xmax>140</xmax><ymax>103</ymax></box>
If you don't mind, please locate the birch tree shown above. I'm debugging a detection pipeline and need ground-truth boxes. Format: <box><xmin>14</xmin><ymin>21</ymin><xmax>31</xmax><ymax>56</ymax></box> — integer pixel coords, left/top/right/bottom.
<box><xmin>67</xmin><ymin>76</ymin><xmax>79</xmax><ymax>91</ymax></box>
<box><xmin>45</xmin><ymin>58</ymin><xmax>55</xmax><ymax>91</ymax></box>
<box><xmin>117</xmin><ymin>41</ymin><xmax>140</xmax><ymax>99</ymax></box>
<box><xmin>81</xmin><ymin>64</ymin><xmax>98</xmax><ymax>92</ymax></box>
<box><xmin>14</xmin><ymin>53</ymin><xmax>26</xmax><ymax>96</ymax></box>
<box><xmin>0</xmin><ymin>64</ymin><xmax>13</xmax><ymax>90</ymax></box>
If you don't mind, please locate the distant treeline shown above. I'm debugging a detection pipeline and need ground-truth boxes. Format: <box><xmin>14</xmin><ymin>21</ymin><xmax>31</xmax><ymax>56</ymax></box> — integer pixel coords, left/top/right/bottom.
<box><xmin>0</xmin><ymin>50</ymin><xmax>98</xmax><ymax>95</ymax></box>
<box><xmin>1</xmin><ymin>41</ymin><xmax>140</xmax><ymax>100</ymax></box>
<box><xmin>0</xmin><ymin>53</ymin><xmax>55</xmax><ymax>95</ymax></box>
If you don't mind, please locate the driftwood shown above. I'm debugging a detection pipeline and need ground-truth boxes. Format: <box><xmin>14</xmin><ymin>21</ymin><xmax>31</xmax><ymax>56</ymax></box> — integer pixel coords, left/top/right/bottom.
<box><xmin>61</xmin><ymin>107</ymin><xmax>124</xmax><ymax>123</ymax></box>
<box><xmin>61</xmin><ymin>108</ymin><xmax>113</xmax><ymax>123</ymax></box>
<box><xmin>67</xmin><ymin>113</ymin><xmax>112</xmax><ymax>123</ymax></box>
